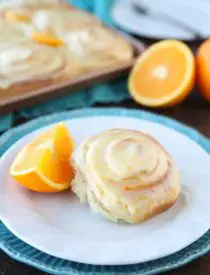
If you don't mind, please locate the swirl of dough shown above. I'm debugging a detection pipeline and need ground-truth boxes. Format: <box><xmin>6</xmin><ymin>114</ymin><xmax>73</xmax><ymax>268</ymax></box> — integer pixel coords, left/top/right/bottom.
<box><xmin>31</xmin><ymin>9</ymin><xmax>97</xmax><ymax>34</ymax></box>
<box><xmin>0</xmin><ymin>22</ymin><xmax>27</xmax><ymax>48</ymax></box>
<box><xmin>0</xmin><ymin>0</ymin><xmax>69</xmax><ymax>28</ymax></box>
<box><xmin>0</xmin><ymin>40</ymin><xmax>65</xmax><ymax>88</ymax></box>
<box><xmin>31</xmin><ymin>9</ymin><xmax>133</xmax><ymax>68</ymax></box>
<box><xmin>62</xmin><ymin>26</ymin><xmax>133</xmax><ymax>69</ymax></box>
<box><xmin>0</xmin><ymin>0</ymin><xmax>65</xmax><ymax>10</ymax></box>
<box><xmin>72</xmin><ymin>129</ymin><xmax>180</xmax><ymax>224</ymax></box>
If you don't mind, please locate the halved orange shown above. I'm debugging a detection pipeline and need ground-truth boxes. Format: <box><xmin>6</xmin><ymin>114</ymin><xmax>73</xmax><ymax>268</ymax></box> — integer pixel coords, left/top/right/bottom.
<box><xmin>31</xmin><ymin>32</ymin><xmax>64</xmax><ymax>47</ymax></box>
<box><xmin>196</xmin><ymin>39</ymin><xmax>210</xmax><ymax>102</ymax></box>
<box><xmin>129</xmin><ymin>40</ymin><xmax>195</xmax><ymax>107</ymax></box>
<box><xmin>10</xmin><ymin>123</ymin><xmax>74</xmax><ymax>193</ymax></box>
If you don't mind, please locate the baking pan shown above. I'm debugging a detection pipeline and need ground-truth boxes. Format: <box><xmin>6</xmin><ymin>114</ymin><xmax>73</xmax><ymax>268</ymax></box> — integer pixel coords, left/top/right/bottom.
<box><xmin>0</xmin><ymin>26</ymin><xmax>145</xmax><ymax>114</ymax></box>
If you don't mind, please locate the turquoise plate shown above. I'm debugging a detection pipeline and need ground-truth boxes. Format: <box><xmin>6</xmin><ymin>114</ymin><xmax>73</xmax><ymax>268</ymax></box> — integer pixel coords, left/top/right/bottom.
<box><xmin>0</xmin><ymin>108</ymin><xmax>209</xmax><ymax>275</ymax></box>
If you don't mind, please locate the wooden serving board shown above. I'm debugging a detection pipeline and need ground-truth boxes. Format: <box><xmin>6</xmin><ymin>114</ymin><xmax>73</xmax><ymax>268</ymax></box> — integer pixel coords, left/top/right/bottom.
<box><xmin>0</xmin><ymin>27</ymin><xmax>145</xmax><ymax>114</ymax></box>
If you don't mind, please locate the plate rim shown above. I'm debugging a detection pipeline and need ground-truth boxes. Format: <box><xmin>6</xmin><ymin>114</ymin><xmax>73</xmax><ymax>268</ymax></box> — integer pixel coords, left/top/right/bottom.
<box><xmin>111</xmin><ymin>0</ymin><xmax>206</xmax><ymax>42</ymax></box>
<box><xmin>0</xmin><ymin>107</ymin><xmax>209</xmax><ymax>275</ymax></box>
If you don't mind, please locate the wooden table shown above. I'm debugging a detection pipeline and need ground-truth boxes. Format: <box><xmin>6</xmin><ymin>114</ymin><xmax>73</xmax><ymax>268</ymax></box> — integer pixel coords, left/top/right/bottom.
<box><xmin>0</xmin><ymin>87</ymin><xmax>209</xmax><ymax>275</ymax></box>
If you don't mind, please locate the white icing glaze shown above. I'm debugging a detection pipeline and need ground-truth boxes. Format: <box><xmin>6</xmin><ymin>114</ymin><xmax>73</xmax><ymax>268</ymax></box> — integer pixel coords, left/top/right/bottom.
<box><xmin>0</xmin><ymin>0</ymin><xmax>61</xmax><ymax>9</ymax></box>
<box><xmin>63</xmin><ymin>27</ymin><xmax>133</xmax><ymax>61</ymax></box>
<box><xmin>0</xmin><ymin>42</ymin><xmax>65</xmax><ymax>88</ymax></box>
<box><xmin>0</xmin><ymin>6</ymin><xmax>133</xmax><ymax>88</ymax></box>
<box><xmin>0</xmin><ymin>24</ymin><xmax>27</xmax><ymax>48</ymax></box>
<box><xmin>0</xmin><ymin>47</ymin><xmax>32</xmax><ymax>66</ymax></box>
<box><xmin>72</xmin><ymin>129</ymin><xmax>180</xmax><ymax>223</ymax></box>
<box><xmin>32</xmin><ymin>9</ymin><xmax>96</xmax><ymax>34</ymax></box>
<box><xmin>60</xmin><ymin>26</ymin><xmax>133</xmax><ymax>72</ymax></box>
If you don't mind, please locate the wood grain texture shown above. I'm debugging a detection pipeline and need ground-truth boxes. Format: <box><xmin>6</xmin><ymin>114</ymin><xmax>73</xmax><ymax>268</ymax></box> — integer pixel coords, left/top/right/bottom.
<box><xmin>0</xmin><ymin>251</ymin><xmax>209</xmax><ymax>275</ymax></box>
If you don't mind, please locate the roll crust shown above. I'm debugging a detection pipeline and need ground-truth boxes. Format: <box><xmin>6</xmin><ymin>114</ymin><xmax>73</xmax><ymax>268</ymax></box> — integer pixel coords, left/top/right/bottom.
<box><xmin>0</xmin><ymin>0</ymin><xmax>133</xmax><ymax>94</ymax></box>
<box><xmin>71</xmin><ymin>129</ymin><xmax>181</xmax><ymax>224</ymax></box>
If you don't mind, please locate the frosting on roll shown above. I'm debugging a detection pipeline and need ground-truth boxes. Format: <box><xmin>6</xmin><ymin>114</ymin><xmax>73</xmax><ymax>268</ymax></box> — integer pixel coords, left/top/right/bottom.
<box><xmin>0</xmin><ymin>41</ymin><xmax>65</xmax><ymax>88</ymax></box>
<box><xmin>0</xmin><ymin>0</ymin><xmax>69</xmax><ymax>28</ymax></box>
<box><xmin>0</xmin><ymin>0</ymin><xmax>63</xmax><ymax>10</ymax></box>
<box><xmin>62</xmin><ymin>26</ymin><xmax>133</xmax><ymax>68</ymax></box>
<box><xmin>72</xmin><ymin>129</ymin><xmax>180</xmax><ymax>224</ymax></box>
<box><xmin>31</xmin><ymin>9</ymin><xmax>97</xmax><ymax>34</ymax></box>
<box><xmin>0</xmin><ymin>23</ymin><xmax>28</xmax><ymax>48</ymax></box>
<box><xmin>31</xmin><ymin>10</ymin><xmax>133</xmax><ymax>67</ymax></box>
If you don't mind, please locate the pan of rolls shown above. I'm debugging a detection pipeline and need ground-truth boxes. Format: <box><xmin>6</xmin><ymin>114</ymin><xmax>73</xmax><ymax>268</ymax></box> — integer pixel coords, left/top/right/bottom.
<box><xmin>0</xmin><ymin>0</ymin><xmax>145</xmax><ymax>113</ymax></box>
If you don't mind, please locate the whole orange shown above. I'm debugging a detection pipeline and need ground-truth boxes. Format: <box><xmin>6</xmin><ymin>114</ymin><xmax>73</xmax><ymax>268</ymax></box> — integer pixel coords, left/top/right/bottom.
<box><xmin>196</xmin><ymin>39</ymin><xmax>210</xmax><ymax>102</ymax></box>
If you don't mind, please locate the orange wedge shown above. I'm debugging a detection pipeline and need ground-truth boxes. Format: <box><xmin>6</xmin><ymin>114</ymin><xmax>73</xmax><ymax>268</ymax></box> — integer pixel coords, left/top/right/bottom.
<box><xmin>129</xmin><ymin>40</ymin><xmax>195</xmax><ymax>107</ymax></box>
<box><xmin>196</xmin><ymin>39</ymin><xmax>210</xmax><ymax>102</ymax></box>
<box><xmin>5</xmin><ymin>11</ymin><xmax>30</xmax><ymax>23</ymax></box>
<box><xmin>31</xmin><ymin>32</ymin><xmax>64</xmax><ymax>47</ymax></box>
<box><xmin>10</xmin><ymin>123</ymin><xmax>74</xmax><ymax>193</ymax></box>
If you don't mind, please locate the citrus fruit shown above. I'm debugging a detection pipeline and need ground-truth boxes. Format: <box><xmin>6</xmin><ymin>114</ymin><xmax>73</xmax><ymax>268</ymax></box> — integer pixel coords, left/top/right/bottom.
<box><xmin>196</xmin><ymin>39</ymin><xmax>210</xmax><ymax>102</ymax></box>
<box><xmin>10</xmin><ymin>123</ymin><xmax>74</xmax><ymax>193</ymax></box>
<box><xmin>31</xmin><ymin>32</ymin><xmax>64</xmax><ymax>47</ymax></box>
<box><xmin>5</xmin><ymin>11</ymin><xmax>30</xmax><ymax>23</ymax></box>
<box><xmin>129</xmin><ymin>40</ymin><xmax>195</xmax><ymax>107</ymax></box>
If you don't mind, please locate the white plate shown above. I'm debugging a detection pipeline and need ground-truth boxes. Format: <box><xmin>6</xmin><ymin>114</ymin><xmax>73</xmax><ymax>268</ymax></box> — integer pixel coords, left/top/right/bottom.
<box><xmin>111</xmin><ymin>0</ymin><xmax>210</xmax><ymax>40</ymax></box>
<box><xmin>0</xmin><ymin>115</ymin><xmax>210</xmax><ymax>265</ymax></box>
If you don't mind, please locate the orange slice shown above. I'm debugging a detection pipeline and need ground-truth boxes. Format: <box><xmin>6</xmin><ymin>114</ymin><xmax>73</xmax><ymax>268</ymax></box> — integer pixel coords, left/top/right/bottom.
<box><xmin>31</xmin><ymin>32</ymin><xmax>64</xmax><ymax>47</ymax></box>
<box><xmin>129</xmin><ymin>40</ymin><xmax>195</xmax><ymax>107</ymax></box>
<box><xmin>196</xmin><ymin>39</ymin><xmax>210</xmax><ymax>102</ymax></box>
<box><xmin>10</xmin><ymin>123</ymin><xmax>74</xmax><ymax>193</ymax></box>
<box><xmin>5</xmin><ymin>11</ymin><xmax>30</xmax><ymax>23</ymax></box>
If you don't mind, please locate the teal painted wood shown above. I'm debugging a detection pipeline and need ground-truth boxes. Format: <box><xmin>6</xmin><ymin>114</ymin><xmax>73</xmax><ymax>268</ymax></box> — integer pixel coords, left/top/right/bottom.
<box><xmin>0</xmin><ymin>108</ymin><xmax>209</xmax><ymax>275</ymax></box>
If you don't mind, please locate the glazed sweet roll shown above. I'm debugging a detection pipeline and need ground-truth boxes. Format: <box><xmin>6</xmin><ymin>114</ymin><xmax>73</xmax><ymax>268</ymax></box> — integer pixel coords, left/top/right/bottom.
<box><xmin>0</xmin><ymin>0</ymin><xmax>69</xmax><ymax>32</ymax></box>
<box><xmin>31</xmin><ymin>9</ymin><xmax>98</xmax><ymax>34</ymax></box>
<box><xmin>62</xmin><ymin>26</ymin><xmax>133</xmax><ymax>70</ymax></box>
<box><xmin>0</xmin><ymin>0</ymin><xmax>67</xmax><ymax>11</ymax></box>
<box><xmin>0</xmin><ymin>22</ymin><xmax>28</xmax><ymax>48</ymax></box>
<box><xmin>30</xmin><ymin>9</ymin><xmax>133</xmax><ymax>69</ymax></box>
<box><xmin>72</xmin><ymin>129</ymin><xmax>180</xmax><ymax>224</ymax></box>
<box><xmin>0</xmin><ymin>40</ymin><xmax>65</xmax><ymax>89</ymax></box>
